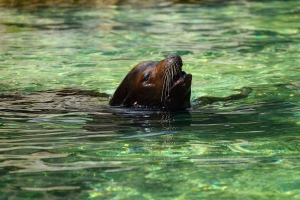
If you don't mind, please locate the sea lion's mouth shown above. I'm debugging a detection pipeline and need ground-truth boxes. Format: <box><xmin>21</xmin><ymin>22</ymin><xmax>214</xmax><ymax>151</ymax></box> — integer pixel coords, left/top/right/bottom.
<box><xmin>161</xmin><ymin>54</ymin><xmax>192</xmax><ymax>103</ymax></box>
<box><xmin>170</xmin><ymin>70</ymin><xmax>189</xmax><ymax>88</ymax></box>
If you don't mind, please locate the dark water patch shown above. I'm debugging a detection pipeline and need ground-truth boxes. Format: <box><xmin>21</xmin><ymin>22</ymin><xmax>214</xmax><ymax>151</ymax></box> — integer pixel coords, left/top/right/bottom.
<box><xmin>2</xmin><ymin>22</ymin><xmax>82</xmax><ymax>31</ymax></box>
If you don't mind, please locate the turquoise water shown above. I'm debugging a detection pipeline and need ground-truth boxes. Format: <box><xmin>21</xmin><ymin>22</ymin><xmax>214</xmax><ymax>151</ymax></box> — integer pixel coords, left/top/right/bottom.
<box><xmin>1</xmin><ymin>1</ymin><xmax>300</xmax><ymax>199</ymax></box>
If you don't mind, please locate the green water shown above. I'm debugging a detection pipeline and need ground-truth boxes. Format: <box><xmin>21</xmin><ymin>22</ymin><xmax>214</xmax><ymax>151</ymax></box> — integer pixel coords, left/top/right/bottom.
<box><xmin>1</xmin><ymin>1</ymin><xmax>300</xmax><ymax>199</ymax></box>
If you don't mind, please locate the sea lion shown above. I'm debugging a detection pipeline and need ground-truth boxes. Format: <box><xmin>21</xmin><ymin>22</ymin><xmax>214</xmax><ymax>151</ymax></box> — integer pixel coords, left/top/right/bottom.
<box><xmin>109</xmin><ymin>54</ymin><xmax>192</xmax><ymax>109</ymax></box>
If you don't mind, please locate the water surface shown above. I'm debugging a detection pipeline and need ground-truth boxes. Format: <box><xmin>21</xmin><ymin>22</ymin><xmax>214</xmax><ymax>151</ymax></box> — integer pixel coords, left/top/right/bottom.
<box><xmin>1</xmin><ymin>1</ymin><xmax>300</xmax><ymax>199</ymax></box>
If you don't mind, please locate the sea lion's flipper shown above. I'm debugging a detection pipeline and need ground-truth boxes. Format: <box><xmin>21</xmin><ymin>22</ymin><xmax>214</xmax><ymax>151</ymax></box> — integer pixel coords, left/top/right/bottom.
<box><xmin>193</xmin><ymin>87</ymin><xmax>252</xmax><ymax>107</ymax></box>
<box><xmin>55</xmin><ymin>88</ymin><xmax>110</xmax><ymax>97</ymax></box>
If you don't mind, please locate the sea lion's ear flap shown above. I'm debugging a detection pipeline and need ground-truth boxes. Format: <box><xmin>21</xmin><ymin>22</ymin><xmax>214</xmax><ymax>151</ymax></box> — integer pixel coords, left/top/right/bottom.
<box><xmin>109</xmin><ymin>67</ymin><xmax>138</xmax><ymax>107</ymax></box>
<box><xmin>121</xmin><ymin>93</ymin><xmax>132</xmax><ymax>106</ymax></box>
<box><xmin>109</xmin><ymin>86</ymin><xmax>129</xmax><ymax>106</ymax></box>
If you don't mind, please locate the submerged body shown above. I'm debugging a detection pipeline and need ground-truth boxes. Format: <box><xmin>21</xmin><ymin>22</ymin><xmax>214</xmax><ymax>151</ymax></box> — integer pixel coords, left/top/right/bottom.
<box><xmin>109</xmin><ymin>54</ymin><xmax>192</xmax><ymax>109</ymax></box>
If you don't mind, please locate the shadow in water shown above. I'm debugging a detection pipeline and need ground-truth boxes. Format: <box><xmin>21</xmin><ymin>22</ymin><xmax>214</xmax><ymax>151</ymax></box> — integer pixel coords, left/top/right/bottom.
<box><xmin>1</xmin><ymin>84</ymin><xmax>298</xmax><ymax>140</ymax></box>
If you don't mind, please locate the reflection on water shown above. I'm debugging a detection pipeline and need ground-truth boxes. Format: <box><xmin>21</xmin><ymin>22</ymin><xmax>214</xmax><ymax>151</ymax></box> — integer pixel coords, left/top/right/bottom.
<box><xmin>1</xmin><ymin>0</ymin><xmax>300</xmax><ymax>199</ymax></box>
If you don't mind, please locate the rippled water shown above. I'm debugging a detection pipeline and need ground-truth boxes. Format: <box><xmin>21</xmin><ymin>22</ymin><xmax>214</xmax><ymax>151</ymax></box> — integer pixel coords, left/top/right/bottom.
<box><xmin>1</xmin><ymin>0</ymin><xmax>300</xmax><ymax>199</ymax></box>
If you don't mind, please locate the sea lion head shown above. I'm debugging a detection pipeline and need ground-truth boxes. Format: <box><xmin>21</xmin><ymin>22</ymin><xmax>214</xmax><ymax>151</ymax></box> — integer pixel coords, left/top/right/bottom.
<box><xmin>109</xmin><ymin>54</ymin><xmax>192</xmax><ymax>109</ymax></box>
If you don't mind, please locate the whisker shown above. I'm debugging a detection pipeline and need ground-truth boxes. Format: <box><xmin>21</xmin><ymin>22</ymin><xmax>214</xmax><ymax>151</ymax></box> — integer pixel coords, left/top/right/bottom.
<box><xmin>161</xmin><ymin>73</ymin><xmax>168</xmax><ymax>102</ymax></box>
<box><xmin>161</xmin><ymin>68</ymin><xmax>171</xmax><ymax>103</ymax></box>
<box><xmin>160</xmin><ymin>58</ymin><xmax>183</xmax><ymax>105</ymax></box>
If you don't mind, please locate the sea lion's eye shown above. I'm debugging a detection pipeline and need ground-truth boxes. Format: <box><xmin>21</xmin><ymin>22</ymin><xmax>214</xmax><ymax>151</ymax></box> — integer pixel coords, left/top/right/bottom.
<box><xmin>143</xmin><ymin>73</ymin><xmax>151</xmax><ymax>82</ymax></box>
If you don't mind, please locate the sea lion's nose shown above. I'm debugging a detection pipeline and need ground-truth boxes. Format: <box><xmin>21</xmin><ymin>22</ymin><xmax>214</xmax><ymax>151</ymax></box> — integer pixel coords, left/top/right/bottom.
<box><xmin>166</xmin><ymin>54</ymin><xmax>183</xmax><ymax>66</ymax></box>
<box><xmin>166</xmin><ymin>54</ymin><xmax>181</xmax><ymax>60</ymax></box>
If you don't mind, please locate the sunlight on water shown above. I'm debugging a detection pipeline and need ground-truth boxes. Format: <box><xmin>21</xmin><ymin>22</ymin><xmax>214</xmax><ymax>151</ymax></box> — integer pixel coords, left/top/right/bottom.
<box><xmin>1</xmin><ymin>0</ymin><xmax>300</xmax><ymax>199</ymax></box>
